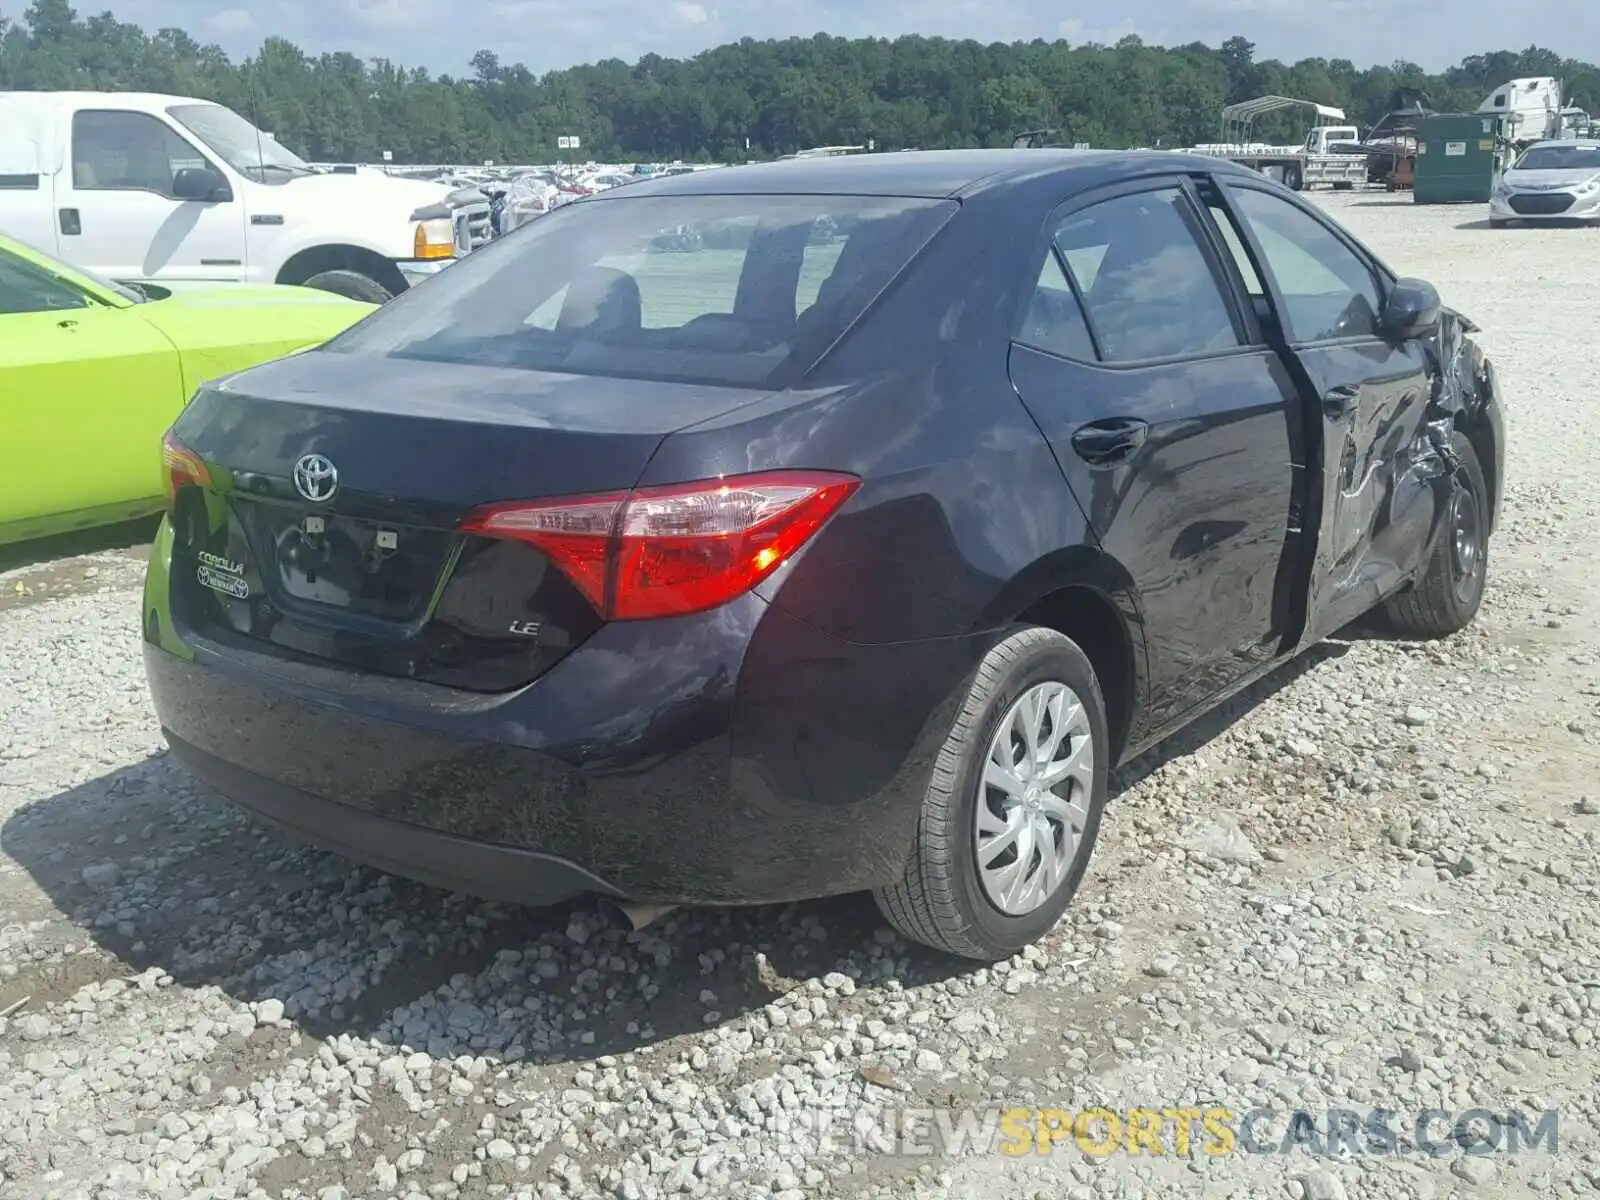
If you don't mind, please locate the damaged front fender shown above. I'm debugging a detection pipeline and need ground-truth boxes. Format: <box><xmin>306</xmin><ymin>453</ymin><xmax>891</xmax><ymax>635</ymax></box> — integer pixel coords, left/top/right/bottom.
<box><xmin>1407</xmin><ymin>305</ymin><xmax>1501</xmax><ymax>561</ymax></box>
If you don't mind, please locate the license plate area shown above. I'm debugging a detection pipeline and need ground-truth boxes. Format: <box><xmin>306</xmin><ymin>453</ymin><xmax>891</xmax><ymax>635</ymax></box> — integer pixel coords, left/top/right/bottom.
<box><xmin>237</xmin><ymin>501</ymin><xmax>455</xmax><ymax>622</ymax></box>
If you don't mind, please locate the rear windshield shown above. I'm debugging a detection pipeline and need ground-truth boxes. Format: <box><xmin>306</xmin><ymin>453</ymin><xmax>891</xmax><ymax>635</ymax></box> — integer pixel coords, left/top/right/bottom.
<box><xmin>1514</xmin><ymin>144</ymin><xmax>1600</xmax><ymax>170</ymax></box>
<box><xmin>323</xmin><ymin>192</ymin><xmax>957</xmax><ymax>388</ymax></box>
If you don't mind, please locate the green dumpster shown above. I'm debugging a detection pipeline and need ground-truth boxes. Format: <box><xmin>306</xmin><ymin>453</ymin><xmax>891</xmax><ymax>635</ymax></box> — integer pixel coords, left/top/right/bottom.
<box><xmin>1413</xmin><ymin>114</ymin><xmax>1506</xmax><ymax>204</ymax></box>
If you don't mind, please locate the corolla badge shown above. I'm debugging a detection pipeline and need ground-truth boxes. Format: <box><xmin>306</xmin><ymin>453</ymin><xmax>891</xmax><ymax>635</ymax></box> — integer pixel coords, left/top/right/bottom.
<box><xmin>292</xmin><ymin>453</ymin><xmax>339</xmax><ymax>503</ymax></box>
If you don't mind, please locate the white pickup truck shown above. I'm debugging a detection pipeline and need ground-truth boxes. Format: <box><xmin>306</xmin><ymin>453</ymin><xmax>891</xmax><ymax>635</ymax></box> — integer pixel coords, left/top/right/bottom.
<box><xmin>0</xmin><ymin>91</ymin><xmax>492</xmax><ymax>301</ymax></box>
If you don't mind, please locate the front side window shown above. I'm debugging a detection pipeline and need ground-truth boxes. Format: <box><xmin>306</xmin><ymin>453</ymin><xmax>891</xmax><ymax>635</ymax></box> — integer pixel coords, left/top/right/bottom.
<box><xmin>324</xmin><ymin>193</ymin><xmax>957</xmax><ymax>388</ymax></box>
<box><xmin>0</xmin><ymin>247</ymin><xmax>90</xmax><ymax>315</ymax></box>
<box><xmin>1226</xmin><ymin>186</ymin><xmax>1382</xmax><ymax>343</ymax></box>
<box><xmin>72</xmin><ymin>111</ymin><xmax>210</xmax><ymax>198</ymax></box>
<box><xmin>1052</xmin><ymin>187</ymin><xmax>1240</xmax><ymax>363</ymax></box>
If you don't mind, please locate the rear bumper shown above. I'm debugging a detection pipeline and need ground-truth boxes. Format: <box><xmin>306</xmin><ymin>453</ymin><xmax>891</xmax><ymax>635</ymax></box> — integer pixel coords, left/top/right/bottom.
<box><xmin>142</xmin><ymin>522</ymin><xmax>991</xmax><ymax>907</ymax></box>
<box><xmin>163</xmin><ymin>732</ymin><xmax>619</xmax><ymax>905</ymax></box>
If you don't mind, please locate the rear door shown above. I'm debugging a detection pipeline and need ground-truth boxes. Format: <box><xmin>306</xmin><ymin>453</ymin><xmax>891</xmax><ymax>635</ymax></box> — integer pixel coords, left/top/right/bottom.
<box><xmin>58</xmin><ymin>108</ymin><xmax>246</xmax><ymax>282</ymax></box>
<box><xmin>1006</xmin><ymin>178</ymin><xmax>1303</xmax><ymax>737</ymax></box>
<box><xmin>0</xmin><ymin>248</ymin><xmax>182</xmax><ymax>540</ymax></box>
<box><xmin>1211</xmin><ymin>181</ymin><xmax>1436</xmax><ymax>645</ymax></box>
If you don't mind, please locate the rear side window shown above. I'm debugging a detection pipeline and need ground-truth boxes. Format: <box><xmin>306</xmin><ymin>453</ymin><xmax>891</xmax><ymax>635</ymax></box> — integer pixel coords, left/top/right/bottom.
<box><xmin>1016</xmin><ymin>252</ymin><xmax>1096</xmax><ymax>361</ymax></box>
<box><xmin>327</xmin><ymin>194</ymin><xmax>958</xmax><ymax>388</ymax></box>
<box><xmin>1052</xmin><ymin>188</ymin><xmax>1240</xmax><ymax>363</ymax></box>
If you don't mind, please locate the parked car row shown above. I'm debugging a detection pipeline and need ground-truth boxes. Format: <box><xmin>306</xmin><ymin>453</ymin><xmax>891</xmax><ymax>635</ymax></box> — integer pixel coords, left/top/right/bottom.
<box><xmin>4</xmin><ymin>144</ymin><xmax>1507</xmax><ymax>962</ymax></box>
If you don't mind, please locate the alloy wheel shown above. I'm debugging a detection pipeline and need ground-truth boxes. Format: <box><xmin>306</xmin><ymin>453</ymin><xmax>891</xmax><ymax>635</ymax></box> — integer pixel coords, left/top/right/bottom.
<box><xmin>975</xmin><ymin>680</ymin><xmax>1096</xmax><ymax>916</ymax></box>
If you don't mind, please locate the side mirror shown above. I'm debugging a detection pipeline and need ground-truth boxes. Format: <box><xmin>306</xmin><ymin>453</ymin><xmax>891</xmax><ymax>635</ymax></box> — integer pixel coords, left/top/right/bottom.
<box><xmin>173</xmin><ymin>167</ymin><xmax>232</xmax><ymax>203</ymax></box>
<box><xmin>1381</xmin><ymin>277</ymin><xmax>1441</xmax><ymax>339</ymax></box>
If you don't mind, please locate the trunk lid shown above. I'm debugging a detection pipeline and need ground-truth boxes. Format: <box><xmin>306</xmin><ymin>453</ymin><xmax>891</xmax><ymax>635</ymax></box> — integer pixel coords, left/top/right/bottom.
<box><xmin>168</xmin><ymin>351</ymin><xmax>772</xmax><ymax>691</ymax></box>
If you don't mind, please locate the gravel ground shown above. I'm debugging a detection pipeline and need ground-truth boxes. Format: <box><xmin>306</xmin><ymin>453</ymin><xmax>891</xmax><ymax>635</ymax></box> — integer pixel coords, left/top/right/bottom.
<box><xmin>2</xmin><ymin>193</ymin><xmax>1599</xmax><ymax>1200</ymax></box>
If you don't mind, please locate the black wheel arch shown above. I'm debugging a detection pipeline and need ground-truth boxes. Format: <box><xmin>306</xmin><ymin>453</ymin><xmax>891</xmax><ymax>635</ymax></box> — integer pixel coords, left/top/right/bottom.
<box><xmin>276</xmin><ymin>244</ymin><xmax>408</xmax><ymax>296</ymax></box>
<box><xmin>977</xmin><ymin>545</ymin><xmax>1147</xmax><ymax>764</ymax></box>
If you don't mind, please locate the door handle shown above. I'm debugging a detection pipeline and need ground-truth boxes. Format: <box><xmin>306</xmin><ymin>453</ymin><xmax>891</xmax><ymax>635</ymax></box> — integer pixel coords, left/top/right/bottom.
<box><xmin>1322</xmin><ymin>383</ymin><xmax>1360</xmax><ymax>419</ymax></box>
<box><xmin>1071</xmin><ymin>417</ymin><xmax>1149</xmax><ymax>466</ymax></box>
<box><xmin>58</xmin><ymin>208</ymin><xmax>81</xmax><ymax>236</ymax></box>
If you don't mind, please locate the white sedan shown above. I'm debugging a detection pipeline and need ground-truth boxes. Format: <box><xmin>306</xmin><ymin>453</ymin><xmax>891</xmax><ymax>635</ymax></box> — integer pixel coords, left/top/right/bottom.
<box><xmin>1490</xmin><ymin>139</ymin><xmax>1600</xmax><ymax>226</ymax></box>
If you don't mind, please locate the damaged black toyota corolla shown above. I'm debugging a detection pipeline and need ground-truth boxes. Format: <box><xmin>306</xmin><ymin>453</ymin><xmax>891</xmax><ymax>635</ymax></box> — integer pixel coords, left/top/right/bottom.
<box><xmin>142</xmin><ymin>150</ymin><xmax>1505</xmax><ymax>961</ymax></box>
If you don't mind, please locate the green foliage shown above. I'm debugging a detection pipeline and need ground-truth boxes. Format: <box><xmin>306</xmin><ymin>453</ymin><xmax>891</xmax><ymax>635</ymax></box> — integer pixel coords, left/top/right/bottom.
<box><xmin>2</xmin><ymin>3</ymin><xmax>1597</xmax><ymax>162</ymax></box>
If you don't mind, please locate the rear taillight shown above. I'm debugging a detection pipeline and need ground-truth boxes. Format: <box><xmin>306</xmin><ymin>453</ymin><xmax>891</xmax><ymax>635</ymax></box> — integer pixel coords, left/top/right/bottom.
<box><xmin>461</xmin><ymin>470</ymin><xmax>860</xmax><ymax>621</ymax></box>
<box><xmin>162</xmin><ymin>430</ymin><xmax>210</xmax><ymax>511</ymax></box>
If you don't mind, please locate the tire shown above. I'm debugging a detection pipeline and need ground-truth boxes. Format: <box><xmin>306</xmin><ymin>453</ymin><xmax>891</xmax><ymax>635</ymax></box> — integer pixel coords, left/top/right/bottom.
<box><xmin>1285</xmin><ymin>165</ymin><xmax>1304</xmax><ymax>191</ymax></box>
<box><xmin>299</xmin><ymin>269</ymin><xmax>394</xmax><ymax>303</ymax></box>
<box><xmin>1382</xmin><ymin>432</ymin><xmax>1489</xmax><ymax>639</ymax></box>
<box><xmin>873</xmin><ymin>626</ymin><xmax>1109</xmax><ymax>961</ymax></box>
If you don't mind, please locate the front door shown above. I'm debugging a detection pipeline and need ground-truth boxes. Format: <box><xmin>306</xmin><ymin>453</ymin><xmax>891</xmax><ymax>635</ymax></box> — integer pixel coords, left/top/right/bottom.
<box><xmin>57</xmin><ymin>108</ymin><xmax>246</xmax><ymax>283</ymax></box>
<box><xmin>1214</xmin><ymin>182</ymin><xmax>1437</xmax><ymax>645</ymax></box>
<box><xmin>1006</xmin><ymin>179</ymin><xmax>1302</xmax><ymax>738</ymax></box>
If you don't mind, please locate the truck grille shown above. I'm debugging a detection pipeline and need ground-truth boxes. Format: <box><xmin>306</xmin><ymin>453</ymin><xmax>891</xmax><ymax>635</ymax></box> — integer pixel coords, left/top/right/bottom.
<box><xmin>464</xmin><ymin>202</ymin><xmax>494</xmax><ymax>249</ymax></box>
<box><xmin>452</xmin><ymin>201</ymin><xmax>495</xmax><ymax>252</ymax></box>
<box><xmin>1509</xmin><ymin>192</ymin><xmax>1575</xmax><ymax>214</ymax></box>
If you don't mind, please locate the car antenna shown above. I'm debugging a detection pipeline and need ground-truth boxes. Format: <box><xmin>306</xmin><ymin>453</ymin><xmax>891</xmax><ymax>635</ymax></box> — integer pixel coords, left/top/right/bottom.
<box><xmin>246</xmin><ymin>63</ymin><xmax>267</xmax><ymax>180</ymax></box>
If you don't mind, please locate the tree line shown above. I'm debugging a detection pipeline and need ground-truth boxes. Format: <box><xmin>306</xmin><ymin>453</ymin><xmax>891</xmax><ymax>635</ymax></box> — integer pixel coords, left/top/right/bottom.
<box><xmin>2</xmin><ymin>0</ymin><xmax>1596</xmax><ymax>164</ymax></box>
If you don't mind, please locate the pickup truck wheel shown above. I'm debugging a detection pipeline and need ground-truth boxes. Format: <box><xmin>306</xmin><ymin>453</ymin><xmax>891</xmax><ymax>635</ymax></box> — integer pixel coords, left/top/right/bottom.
<box><xmin>1382</xmin><ymin>432</ymin><xmax>1489</xmax><ymax>639</ymax></box>
<box><xmin>300</xmin><ymin>269</ymin><xmax>393</xmax><ymax>303</ymax></box>
<box><xmin>1285</xmin><ymin>165</ymin><xmax>1304</xmax><ymax>191</ymax></box>
<box><xmin>873</xmin><ymin>626</ymin><xmax>1109</xmax><ymax>961</ymax></box>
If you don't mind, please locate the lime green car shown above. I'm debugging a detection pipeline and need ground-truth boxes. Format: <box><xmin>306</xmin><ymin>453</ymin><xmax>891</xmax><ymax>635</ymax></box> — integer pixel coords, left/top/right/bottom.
<box><xmin>1</xmin><ymin>234</ymin><xmax>376</xmax><ymax>546</ymax></box>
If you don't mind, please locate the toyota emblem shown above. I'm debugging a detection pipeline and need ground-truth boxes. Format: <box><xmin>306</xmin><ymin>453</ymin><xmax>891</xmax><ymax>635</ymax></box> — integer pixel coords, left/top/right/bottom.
<box><xmin>292</xmin><ymin>453</ymin><xmax>338</xmax><ymax>503</ymax></box>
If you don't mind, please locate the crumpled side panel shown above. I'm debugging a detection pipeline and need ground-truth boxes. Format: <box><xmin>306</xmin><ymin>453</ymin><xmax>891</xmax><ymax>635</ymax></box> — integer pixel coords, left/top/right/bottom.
<box><xmin>1403</xmin><ymin>307</ymin><xmax>1484</xmax><ymax>551</ymax></box>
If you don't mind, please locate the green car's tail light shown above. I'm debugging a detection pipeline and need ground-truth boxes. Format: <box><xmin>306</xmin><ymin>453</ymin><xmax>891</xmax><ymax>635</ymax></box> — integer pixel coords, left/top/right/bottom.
<box><xmin>162</xmin><ymin>430</ymin><xmax>211</xmax><ymax>512</ymax></box>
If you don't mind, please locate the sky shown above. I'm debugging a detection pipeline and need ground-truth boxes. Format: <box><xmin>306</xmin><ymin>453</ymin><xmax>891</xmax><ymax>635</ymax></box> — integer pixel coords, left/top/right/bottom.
<box><xmin>81</xmin><ymin>0</ymin><xmax>1600</xmax><ymax>78</ymax></box>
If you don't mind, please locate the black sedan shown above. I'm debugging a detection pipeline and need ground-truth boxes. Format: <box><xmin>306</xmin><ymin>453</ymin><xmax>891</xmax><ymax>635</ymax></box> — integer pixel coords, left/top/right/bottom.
<box><xmin>144</xmin><ymin>149</ymin><xmax>1505</xmax><ymax>960</ymax></box>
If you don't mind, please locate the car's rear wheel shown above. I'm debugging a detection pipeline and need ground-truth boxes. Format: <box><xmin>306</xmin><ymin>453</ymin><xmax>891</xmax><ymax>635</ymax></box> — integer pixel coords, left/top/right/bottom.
<box><xmin>1382</xmin><ymin>431</ymin><xmax>1489</xmax><ymax>638</ymax></box>
<box><xmin>874</xmin><ymin>626</ymin><xmax>1108</xmax><ymax>961</ymax></box>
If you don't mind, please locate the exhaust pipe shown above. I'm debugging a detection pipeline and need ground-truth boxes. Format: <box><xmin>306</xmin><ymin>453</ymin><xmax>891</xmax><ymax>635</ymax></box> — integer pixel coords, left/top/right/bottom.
<box><xmin>597</xmin><ymin>899</ymin><xmax>678</xmax><ymax>931</ymax></box>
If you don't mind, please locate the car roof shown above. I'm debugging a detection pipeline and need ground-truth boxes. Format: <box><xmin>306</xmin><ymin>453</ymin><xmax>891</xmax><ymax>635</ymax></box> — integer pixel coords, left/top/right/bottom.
<box><xmin>1524</xmin><ymin>138</ymin><xmax>1600</xmax><ymax>150</ymax></box>
<box><xmin>1</xmin><ymin>90</ymin><xmax>206</xmax><ymax>110</ymax></box>
<box><xmin>594</xmin><ymin>148</ymin><xmax>1262</xmax><ymax>201</ymax></box>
